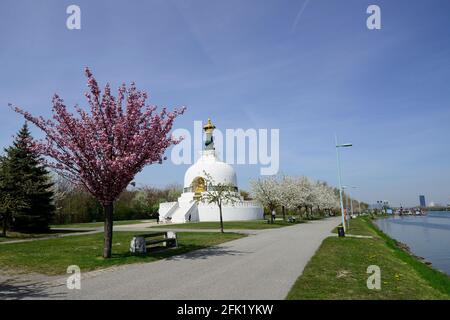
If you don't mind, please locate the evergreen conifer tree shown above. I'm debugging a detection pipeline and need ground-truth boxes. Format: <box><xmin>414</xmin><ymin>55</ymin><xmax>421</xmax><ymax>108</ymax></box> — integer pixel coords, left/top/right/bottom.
<box><xmin>0</xmin><ymin>123</ymin><xmax>54</xmax><ymax>232</ymax></box>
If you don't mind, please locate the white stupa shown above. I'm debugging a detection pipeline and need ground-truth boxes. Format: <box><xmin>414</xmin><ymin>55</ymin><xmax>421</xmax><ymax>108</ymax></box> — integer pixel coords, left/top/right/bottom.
<box><xmin>158</xmin><ymin>119</ymin><xmax>263</xmax><ymax>223</ymax></box>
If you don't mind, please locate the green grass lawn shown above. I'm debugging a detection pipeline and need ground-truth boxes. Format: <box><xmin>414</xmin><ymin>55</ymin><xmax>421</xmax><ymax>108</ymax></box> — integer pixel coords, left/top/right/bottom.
<box><xmin>0</xmin><ymin>231</ymin><xmax>244</xmax><ymax>275</ymax></box>
<box><xmin>150</xmin><ymin>219</ymin><xmax>304</xmax><ymax>230</ymax></box>
<box><xmin>51</xmin><ymin>219</ymin><xmax>155</xmax><ymax>229</ymax></box>
<box><xmin>0</xmin><ymin>219</ymin><xmax>153</xmax><ymax>243</ymax></box>
<box><xmin>0</xmin><ymin>230</ymin><xmax>85</xmax><ymax>243</ymax></box>
<box><xmin>287</xmin><ymin>217</ymin><xmax>450</xmax><ymax>300</ymax></box>
<box><xmin>331</xmin><ymin>217</ymin><xmax>374</xmax><ymax>237</ymax></box>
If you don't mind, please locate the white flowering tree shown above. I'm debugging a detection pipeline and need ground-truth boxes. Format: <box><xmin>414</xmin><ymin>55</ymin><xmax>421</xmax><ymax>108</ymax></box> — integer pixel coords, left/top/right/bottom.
<box><xmin>276</xmin><ymin>175</ymin><xmax>298</xmax><ymax>220</ymax></box>
<box><xmin>252</xmin><ymin>174</ymin><xmax>345</xmax><ymax>221</ymax></box>
<box><xmin>289</xmin><ymin>176</ymin><xmax>313</xmax><ymax>219</ymax></box>
<box><xmin>305</xmin><ymin>180</ymin><xmax>321</xmax><ymax>218</ymax></box>
<box><xmin>312</xmin><ymin>182</ymin><xmax>338</xmax><ymax>216</ymax></box>
<box><xmin>250</xmin><ymin>176</ymin><xmax>280</xmax><ymax>223</ymax></box>
<box><xmin>198</xmin><ymin>172</ymin><xmax>241</xmax><ymax>233</ymax></box>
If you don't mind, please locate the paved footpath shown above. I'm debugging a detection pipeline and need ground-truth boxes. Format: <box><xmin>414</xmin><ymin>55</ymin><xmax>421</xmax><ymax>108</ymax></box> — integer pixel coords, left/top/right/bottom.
<box><xmin>3</xmin><ymin>217</ymin><xmax>340</xmax><ymax>300</ymax></box>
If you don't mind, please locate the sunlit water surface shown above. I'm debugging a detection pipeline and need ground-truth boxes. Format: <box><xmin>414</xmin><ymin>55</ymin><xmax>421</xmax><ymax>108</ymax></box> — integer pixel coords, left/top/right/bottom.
<box><xmin>374</xmin><ymin>211</ymin><xmax>450</xmax><ymax>275</ymax></box>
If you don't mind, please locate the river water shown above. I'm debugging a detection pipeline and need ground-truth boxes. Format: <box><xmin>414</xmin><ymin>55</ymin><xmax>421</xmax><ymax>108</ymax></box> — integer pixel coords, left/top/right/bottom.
<box><xmin>374</xmin><ymin>211</ymin><xmax>450</xmax><ymax>275</ymax></box>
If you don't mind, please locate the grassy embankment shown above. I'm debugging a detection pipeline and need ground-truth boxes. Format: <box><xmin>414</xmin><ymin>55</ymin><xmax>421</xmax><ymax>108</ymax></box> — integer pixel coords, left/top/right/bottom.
<box><xmin>150</xmin><ymin>219</ymin><xmax>304</xmax><ymax>230</ymax></box>
<box><xmin>287</xmin><ymin>216</ymin><xmax>450</xmax><ymax>299</ymax></box>
<box><xmin>0</xmin><ymin>231</ymin><xmax>244</xmax><ymax>275</ymax></box>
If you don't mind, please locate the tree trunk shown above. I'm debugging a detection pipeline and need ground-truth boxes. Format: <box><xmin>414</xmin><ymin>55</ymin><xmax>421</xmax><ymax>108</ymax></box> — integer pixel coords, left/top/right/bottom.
<box><xmin>282</xmin><ymin>205</ymin><xmax>286</xmax><ymax>221</ymax></box>
<box><xmin>270</xmin><ymin>206</ymin><xmax>274</xmax><ymax>224</ymax></box>
<box><xmin>219</xmin><ymin>204</ymin><xmax>224</xmax><ymax>233</ymax></box>
<box><xmin>103</xmin><ymin>203</ymin><xmax>114</xmax><ymax>258</ymax></box>
<box><xmin>2</xmin><ymin>214</ymin><xmax>6</xmax><ymax>237</ymax></box>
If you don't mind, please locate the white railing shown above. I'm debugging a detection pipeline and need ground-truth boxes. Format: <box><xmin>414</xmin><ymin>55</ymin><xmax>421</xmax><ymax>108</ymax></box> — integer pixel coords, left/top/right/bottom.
<box><xmin>240</xmin><ymin>201</ymin><xmax>261</xmax><ymax>207</ymax></box>
<box><xmin>198</xmin><ymin>200</ymin><xmax>261</xmax><ymax>208</ymax></box>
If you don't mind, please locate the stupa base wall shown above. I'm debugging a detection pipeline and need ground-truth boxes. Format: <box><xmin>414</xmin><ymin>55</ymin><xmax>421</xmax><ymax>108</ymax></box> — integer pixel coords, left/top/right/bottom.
<box><xmin>197</xmin><ymin>204</ymin><xmax>263</xmax><ymax>222</ymax></box>
<box><xmin>159</xmin><ymin>192</ymin><xmax>264</xmax><ymax>223</ymax></box>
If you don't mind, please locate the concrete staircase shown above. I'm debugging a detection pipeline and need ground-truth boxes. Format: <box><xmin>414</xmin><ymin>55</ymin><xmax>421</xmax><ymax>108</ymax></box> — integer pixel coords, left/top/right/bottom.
<box><xmin>164</xmin><ymin>201</ymin><xmax>197</xmax><ymax>223</ymax></box>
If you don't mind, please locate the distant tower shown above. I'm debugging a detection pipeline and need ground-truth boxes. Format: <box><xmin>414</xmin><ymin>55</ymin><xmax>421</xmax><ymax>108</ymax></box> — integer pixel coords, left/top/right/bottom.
<box><xmin>419</xmin><ymin>195</ymin><xmax>426</xmax><ymax>207</ymax></box>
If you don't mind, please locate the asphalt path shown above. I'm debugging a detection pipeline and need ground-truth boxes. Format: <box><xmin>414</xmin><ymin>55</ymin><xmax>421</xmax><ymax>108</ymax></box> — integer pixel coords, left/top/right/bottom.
<box><xmin>13</xmin><ymin>216</ymin><xmax>340</xmax><ymax>300</ymax></box>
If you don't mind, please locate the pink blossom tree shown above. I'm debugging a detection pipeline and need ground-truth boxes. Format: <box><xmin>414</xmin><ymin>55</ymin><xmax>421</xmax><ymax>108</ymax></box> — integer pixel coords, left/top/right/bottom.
<box><xmin>10</xmin><ymin>68</ymin><xmax>185</xmax><ymax>258</ymax></box>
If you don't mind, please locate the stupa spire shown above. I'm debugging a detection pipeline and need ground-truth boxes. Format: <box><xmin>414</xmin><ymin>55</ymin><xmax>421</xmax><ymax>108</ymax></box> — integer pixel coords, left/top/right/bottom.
<box><xmin>203</xmin><ymin>118</ymin><xmax>216</xmax><ymax>150</ymax></box>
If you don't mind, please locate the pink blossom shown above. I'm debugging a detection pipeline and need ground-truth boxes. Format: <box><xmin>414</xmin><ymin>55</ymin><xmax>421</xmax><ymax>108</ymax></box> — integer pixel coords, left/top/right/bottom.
<box><xmin>10</xmin><ymin>68</ymin><xmax>185</xmax><ymax>205</ymax></box>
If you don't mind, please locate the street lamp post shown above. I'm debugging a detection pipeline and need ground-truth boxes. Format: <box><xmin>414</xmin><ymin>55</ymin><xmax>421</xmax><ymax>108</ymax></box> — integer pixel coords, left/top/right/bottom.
<box><xmin>345</xmin><ymin>191</ymin><xmax>349</xmax><ymax>230</ymax></box>
<box><xmin>335</xmin><ymin>134</ymin><xmax>352</xmax><ymax>233</ymax></box>
<box><xmin>347</xmin><ymin>186</ymin><xmax>358</xmax><ymax>216</ymax></box>
<box><xmin>350</xmin><ymin>198</ymin><xmax>354</xmax><ymax>217</ymax></box>
<box><xmin>342</xmin><ymin>185</ymin><xmax>357</xmax><ymax>230</ymax></box>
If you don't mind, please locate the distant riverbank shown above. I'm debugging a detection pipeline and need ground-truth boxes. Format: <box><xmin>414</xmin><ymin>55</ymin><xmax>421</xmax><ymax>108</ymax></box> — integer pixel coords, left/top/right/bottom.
<box><xmin>374</xmin><ymin>211</ymin><xmax>450</xmax><ymax>275</ymax></box>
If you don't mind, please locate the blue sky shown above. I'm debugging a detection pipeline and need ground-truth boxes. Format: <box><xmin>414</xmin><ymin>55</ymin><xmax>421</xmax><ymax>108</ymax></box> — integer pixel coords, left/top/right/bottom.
<box><xmin>1</xmin><ymin>0</ymin><xmax>449</xmax><ymax>207</ymax></box>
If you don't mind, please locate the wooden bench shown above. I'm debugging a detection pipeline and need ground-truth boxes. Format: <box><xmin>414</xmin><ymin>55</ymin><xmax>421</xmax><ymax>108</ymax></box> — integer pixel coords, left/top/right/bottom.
<box><xmin>130</xmin><ymin>231</ymin><xmax>177</xmax><ymax>254</ymax></box>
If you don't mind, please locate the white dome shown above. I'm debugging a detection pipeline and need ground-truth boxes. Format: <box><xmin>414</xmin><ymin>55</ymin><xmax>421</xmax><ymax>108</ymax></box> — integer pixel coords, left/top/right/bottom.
<box><xmin>184</xmin><ymin>150</ymin><xmax>237</xmax><ymax>188</ymax></box>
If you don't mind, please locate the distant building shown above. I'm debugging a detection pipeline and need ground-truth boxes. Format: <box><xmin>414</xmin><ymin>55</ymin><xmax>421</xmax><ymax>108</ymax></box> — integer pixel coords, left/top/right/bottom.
<box><xmin>369</xmin><ymin>200</ymin><xmax>390</xmax><ymax>212</ymax></box>
<box><xmin>419</xmin><ymin>195</ymin><xmax>426</xmax><ymax>207</ymax></box>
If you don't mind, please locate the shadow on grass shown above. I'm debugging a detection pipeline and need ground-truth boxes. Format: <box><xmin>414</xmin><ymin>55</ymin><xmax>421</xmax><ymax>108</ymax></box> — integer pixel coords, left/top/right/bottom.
<box><xmin>0</xmin><ymin>278</ymin><xmax>66</xmax><ymax>300</ymax></box>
